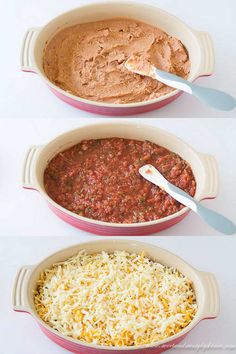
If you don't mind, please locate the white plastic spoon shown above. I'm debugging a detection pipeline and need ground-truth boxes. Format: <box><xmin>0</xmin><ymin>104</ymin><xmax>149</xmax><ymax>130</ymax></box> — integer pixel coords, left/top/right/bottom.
<box><xmin>139</xmin><ymin>164</ymin><xmax>236</xmax><ymax>235</ymax></box>
<box><xmin>125</xmin><ymin>58</ymin><xmax>236</xmax><ymax>111</ymax></box>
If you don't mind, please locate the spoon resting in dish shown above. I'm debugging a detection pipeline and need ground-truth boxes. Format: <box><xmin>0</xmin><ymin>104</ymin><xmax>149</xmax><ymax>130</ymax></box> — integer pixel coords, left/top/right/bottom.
<box><xmin>139</xmin><ymin>164</ymin><xmax>236</xmax><ymax>235</ymax></box>
<box><xmin>125</xmin><ymin>55</ymin><xmax>236</xmax><ymax>111</ymax></box>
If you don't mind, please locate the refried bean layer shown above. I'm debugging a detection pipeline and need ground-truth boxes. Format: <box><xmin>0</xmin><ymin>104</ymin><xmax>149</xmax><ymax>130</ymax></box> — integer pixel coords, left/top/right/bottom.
<box><xmin>43</xmin><ymin>18</ymin><xmax>190</xmax><ymax>103</ymax></box>
<box><xmin>44</xmin><ymin>138</ymin><xmax>196</xmax><ymax>223</ymax></box>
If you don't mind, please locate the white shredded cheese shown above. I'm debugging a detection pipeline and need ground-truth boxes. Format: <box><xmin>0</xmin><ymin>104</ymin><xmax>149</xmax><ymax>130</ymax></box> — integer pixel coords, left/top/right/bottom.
<box><xmin>34</xmin><ymin>250</ymin><xmax>197</xmax><ymax>346</ymax></box>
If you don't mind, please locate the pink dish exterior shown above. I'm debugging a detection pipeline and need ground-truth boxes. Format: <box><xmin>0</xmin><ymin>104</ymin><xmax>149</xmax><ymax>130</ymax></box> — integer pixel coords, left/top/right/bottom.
<box><xmin>39</xmin><ymin>323</ymin><xmax>187</xmax><ymax>354</ymax></box>
<box><xmin>12</xmin><ymin>240</ymin><xmax>220</xmax><ymax>354</ymax></box>
<box><xmin>49</xmin><ymin>87</ymin><xmax>183</xmax><ymax>116</ymax></box>
<box><xmin>48</xmin><ymin>202</ymin><xmax>190</xmax><ymax>236</ymax></box>
<box><xmin>22</xmin><ymin>122</ymin><xmax>219</xmax><ymax>236</ymax></box>
<box><xmin>20</xmin><ymin>2</ymin><xmax>215</xmax><ymax>116</ymax></box>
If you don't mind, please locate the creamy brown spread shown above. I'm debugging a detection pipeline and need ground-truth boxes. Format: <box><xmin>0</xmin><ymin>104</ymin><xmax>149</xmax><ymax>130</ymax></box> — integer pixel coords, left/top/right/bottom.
<box><xmin>43</xmin><ymin>18</ymin><xmax>190</xmax><ymax>104</ymax></box>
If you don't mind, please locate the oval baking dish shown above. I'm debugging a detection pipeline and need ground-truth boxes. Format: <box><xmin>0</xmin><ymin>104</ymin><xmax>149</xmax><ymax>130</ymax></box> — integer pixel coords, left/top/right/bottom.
<box><xmin>22</xmin><ymin>122</ymin><xmax>219</xmax><ymax>236</ymax></box>
<box><xmin>21</xmin><ymin>1</ymin><xmax>214</xmax><ymax>116</ymax></box>
<box><xmin>13</xmin><ymin>239</ymin><xmax>220</xmax><ymax>354</ymax></box>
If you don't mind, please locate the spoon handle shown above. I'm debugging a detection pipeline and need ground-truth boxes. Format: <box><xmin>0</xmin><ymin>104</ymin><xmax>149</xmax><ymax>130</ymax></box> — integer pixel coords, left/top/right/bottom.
<box><xmin>167</xmin><ymin>183</ymin><xmax>236</xmax><ymax>235</ymax></box>
<box><xmin>191</xmin><ymin>86</ymin><xmax>236</xmax><ymax>111</ymax></box>
<box><xmin>155</xmin><ymin>69</ymin><xmax>236</xmax><ymax>111</ymax></box>
<box><xmin>197</xmin><ymin>204</ymin><xmax>236</xmax><ymax>236</ymax></box>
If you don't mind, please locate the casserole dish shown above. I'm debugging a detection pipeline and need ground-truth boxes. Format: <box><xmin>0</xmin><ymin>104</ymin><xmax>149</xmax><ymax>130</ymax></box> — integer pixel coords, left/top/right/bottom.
<box><xmin>13</xmin><ymin>239</ymin><xmax>220</xmax><ymax>353</ymax></box>
<box><xmin>22</xmin><ymin>122</ymin><xmax>219</xmax><ymax>235</ymax></box>
<box><xmin>21</xmin><ymin>1</ymin><xmax>214</xmax><ymax>116</ymax></box>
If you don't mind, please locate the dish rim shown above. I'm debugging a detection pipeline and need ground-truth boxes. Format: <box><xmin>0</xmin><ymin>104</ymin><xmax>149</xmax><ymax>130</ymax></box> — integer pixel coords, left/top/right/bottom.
<box><xmin>15</xmin><ymin>239</ymin><xmax>216</xmax><ymax>350</ymax></box>
<box><xmin>27</xmin><ymin>0</ymin><xmax>211</xmax><ymax>108</ymax></box>
<box><xmin>24</xmin><ymin>121</ymin><xmax>214</xmax><ymax>228</ymax></box>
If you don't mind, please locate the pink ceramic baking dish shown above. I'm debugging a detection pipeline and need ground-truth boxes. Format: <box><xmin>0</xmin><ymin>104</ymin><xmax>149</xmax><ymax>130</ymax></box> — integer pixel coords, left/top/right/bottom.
<box><xmin>22</xmin><ymin>122</ymin><xmax>219</xmax><ymax>236</ymax></box>
<box><xmin>13</xmin><ymin>239</ymin><xmax>220</xmax><ymax>354</ymax></box>
<box><xmin>20</xmin><ymin>1</ymin><xmax>214</xmax><ymax>116</ymax></box>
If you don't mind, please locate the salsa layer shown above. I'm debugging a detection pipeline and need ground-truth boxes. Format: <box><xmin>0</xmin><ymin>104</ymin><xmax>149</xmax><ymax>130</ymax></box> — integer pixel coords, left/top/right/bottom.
<box><xmin>44</xmin><ymin>138</ymin><xmax>196</xmax><ymax>223</ymax></box>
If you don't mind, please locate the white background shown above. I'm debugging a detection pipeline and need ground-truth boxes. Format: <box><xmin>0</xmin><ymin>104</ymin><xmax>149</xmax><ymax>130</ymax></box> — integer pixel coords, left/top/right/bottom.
<box><xmin>0</xmin><ymin>118</ymin><xmax>236</xmax><ymax>237</ymax></box>
<box><xmin>0</xmin><ymin>0</ymin><xmax>235</xmax><ymax>118</ymax></box>
<box><xmin>1</xmin><ymin>236</ymin><xmax>236</xmax><ymax>354</ymax></box>
<box><xmin>0</xmin><ymin>0</ymin><xmax>236</xmax><ymax>353</ymax></box>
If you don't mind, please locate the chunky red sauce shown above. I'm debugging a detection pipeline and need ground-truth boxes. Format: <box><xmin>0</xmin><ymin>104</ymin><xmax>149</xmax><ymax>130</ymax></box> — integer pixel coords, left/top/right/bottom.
<box><xmin>44</xmin><ymin>138</ymin><xmax>196</xmax><ymax>223</ymax></box>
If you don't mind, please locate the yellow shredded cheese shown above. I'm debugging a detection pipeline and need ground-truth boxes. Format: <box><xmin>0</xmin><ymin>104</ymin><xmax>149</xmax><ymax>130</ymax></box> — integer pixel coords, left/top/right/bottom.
<box><xmin>34</xmin><ymin>250</ymin><xmax>197</xmax><ymax>346</ymax></box>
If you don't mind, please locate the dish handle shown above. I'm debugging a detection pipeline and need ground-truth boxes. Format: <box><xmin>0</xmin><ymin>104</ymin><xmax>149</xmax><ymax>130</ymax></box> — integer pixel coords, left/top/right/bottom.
<box><xmin>22</xmin><ymin>145</ymin><xmax>42</xmax><ymax>190</ymax></box>
<box><xmin>199</xmin><ymin>153</ymin><xmax>219</xmax><ymax>200</ymax></box>
<box><xmin>21</xmin><ymin>27</ymin><xmax>41</xmax><ymax>73</ymax></box>
<box><xmin>195</xmin><ymin>31</ymin><xmax>215</xmax><ymax>77</ymax></box>
<box><xmin>12</xmin><ymin>265</ymin><xmax>33</xmax><ymax>313</ymax></box>
<box><xmin>199</xmin><ymin>271</ymin><xmax>220</xmax><ymax>319</ymax></box>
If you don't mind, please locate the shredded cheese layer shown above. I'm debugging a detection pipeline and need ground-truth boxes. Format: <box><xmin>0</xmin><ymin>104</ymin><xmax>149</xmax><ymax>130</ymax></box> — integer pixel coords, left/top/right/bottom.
<box><xmin>34</xmin><ymin>250</ymin><xmax>197</xmax><ymax>346</ymax></box>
